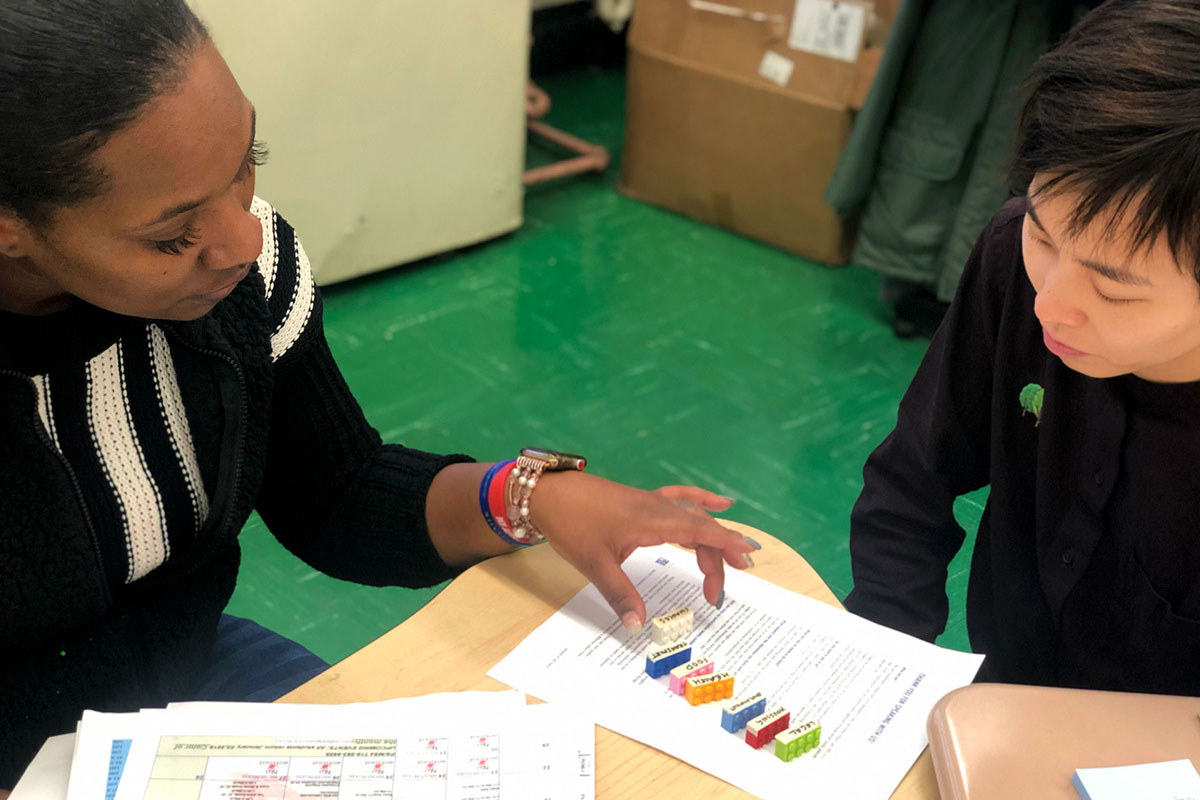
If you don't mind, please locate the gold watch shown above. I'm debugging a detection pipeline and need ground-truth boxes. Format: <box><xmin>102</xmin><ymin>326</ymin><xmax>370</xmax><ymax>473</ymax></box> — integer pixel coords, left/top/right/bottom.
<box><xmin>506</xmin><ymin>448</ymin><xmax>587</xmax><ymax>543</ymax></box>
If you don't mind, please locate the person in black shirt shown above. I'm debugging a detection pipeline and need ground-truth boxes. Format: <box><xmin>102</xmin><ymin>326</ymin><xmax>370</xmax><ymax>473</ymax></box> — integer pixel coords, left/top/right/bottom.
<box><xmin>0</xmin><ymin>1</ymin><xmax>758</xmax><ymax>790</ymax></box>
<box><xmin>845</xmin><ymin>0</ymin><xmax>1200</xmax><ymax>694</ymax></box>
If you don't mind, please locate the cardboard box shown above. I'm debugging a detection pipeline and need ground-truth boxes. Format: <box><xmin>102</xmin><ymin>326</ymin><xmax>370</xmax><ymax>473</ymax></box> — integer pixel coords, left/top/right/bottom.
<box><xmin>619</xmin><ymin>0</ymin><xmax>894</xmax><ymax>265</ymax></box>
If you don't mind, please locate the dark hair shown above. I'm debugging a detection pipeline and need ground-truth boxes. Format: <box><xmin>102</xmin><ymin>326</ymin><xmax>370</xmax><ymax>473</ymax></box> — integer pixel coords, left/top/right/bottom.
<box><xmin>1012</xmin><ymin>0</ymin><xmax>1200</xmax><ymax>279</ymax></box>
<box><xmin>0</xmin><ymin>0</ymin><xmax>208</xmax><ymax>225</ymax></box>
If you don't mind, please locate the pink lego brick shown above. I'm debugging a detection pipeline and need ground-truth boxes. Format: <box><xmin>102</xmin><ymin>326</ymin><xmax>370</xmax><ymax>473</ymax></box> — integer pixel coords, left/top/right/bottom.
<box><xmin>668</xmin><ymin>656</ymin><xmax>714</xmax><ymax>695</ymax></box>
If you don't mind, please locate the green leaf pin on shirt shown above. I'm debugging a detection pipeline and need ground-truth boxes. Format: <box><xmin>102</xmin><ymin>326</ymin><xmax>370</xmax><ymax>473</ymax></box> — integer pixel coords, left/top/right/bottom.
<box><xmin>1019</xmin><ymin>383</ymin><xmax>1045</xmax><ymax>426</ymax></box>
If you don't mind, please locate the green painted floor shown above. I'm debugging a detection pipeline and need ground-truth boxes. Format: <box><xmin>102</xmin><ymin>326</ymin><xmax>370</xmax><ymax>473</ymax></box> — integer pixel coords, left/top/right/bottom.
<box><xmin>225</xmin><ymin>67</ymin><xmax>984</xmax><ymax>664</ymax></box>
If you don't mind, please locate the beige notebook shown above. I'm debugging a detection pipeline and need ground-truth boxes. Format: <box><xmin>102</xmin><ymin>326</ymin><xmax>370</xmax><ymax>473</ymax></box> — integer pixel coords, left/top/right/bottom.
<box><xmin>926</xmin><ymin>683</ymin><xmax>1200</xmax><ymax>799</ymax></box>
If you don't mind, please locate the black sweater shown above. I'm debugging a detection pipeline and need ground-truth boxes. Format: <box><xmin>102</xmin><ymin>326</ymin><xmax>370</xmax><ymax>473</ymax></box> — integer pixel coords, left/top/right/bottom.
<box><xmin>845</xmin><ymin>197</ymin><xmax>1200</xmax><ymax>694</ymax></box>
<box><xmin>0</xmin><ymin>200</ymin><xmax>471</xmax><ymax>787</ymax></box>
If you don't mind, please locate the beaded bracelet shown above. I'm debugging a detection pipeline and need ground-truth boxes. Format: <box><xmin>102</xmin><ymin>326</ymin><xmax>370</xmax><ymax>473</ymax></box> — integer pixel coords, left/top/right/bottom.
<box><xmin>505</xmin><ymin>454</ymin><xmax>552</xmax><ymax>544</ymax></box>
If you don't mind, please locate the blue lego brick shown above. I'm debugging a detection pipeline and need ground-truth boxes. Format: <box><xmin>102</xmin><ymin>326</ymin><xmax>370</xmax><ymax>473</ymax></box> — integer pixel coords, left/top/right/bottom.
<box><xmin>721</xmin><ymin>692</ymin><xmax>767</xmax><ymax>733</ymax></box>
<box><xmin>645</xmin><ymin>641</ymin><xmax>692</xmax><ymax>678</ymax></box>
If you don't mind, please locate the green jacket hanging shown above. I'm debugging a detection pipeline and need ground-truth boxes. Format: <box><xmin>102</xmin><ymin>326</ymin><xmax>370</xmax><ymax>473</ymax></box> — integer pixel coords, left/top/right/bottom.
<box><xmin>825</xmin><ymin>0</ymin><xmax>1059</xmax><ymax>301</ymax></box>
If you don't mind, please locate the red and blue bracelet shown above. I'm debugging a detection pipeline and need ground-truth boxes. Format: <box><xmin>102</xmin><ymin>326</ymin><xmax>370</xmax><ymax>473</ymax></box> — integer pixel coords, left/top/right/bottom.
<box><xmin>479</xmin><ymin>459</ymin><xmax>529</xmax><ymax>546</ymax></box>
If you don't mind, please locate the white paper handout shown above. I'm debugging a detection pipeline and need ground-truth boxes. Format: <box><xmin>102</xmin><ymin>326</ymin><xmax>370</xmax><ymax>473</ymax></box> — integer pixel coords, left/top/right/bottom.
<box><xmin>66</xmin><ymin>710</ymin><xmax>142</xmax><ymax>800</ymax></box>
<box><xmin>10</xmin><ymin>733</ymin><xmax>76</xmax><ymax>800</ymax></box>
<box><xmin>489</xmin><ymin>544</ymin><xmax>983</xmax><ymax>800</ymax></box>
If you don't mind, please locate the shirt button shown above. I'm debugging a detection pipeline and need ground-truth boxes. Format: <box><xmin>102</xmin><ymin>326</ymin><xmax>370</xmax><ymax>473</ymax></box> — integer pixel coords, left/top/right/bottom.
<box><xmin>1062</xmin><ymin>549</ymin><xmax>1075</xmax><ymax>566</ymax></box>
<box><xmin>1093</xmin><ymin>471</ymin><xmax>1104</xmax><ymax>486</ymax></box>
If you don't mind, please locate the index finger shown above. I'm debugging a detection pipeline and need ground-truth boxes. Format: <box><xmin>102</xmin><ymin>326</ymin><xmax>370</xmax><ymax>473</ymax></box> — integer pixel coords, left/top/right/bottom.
<box><xmin>570</xmin><ymin>550</ymin><xmax>648</xmax><ymax>634</ymax></box>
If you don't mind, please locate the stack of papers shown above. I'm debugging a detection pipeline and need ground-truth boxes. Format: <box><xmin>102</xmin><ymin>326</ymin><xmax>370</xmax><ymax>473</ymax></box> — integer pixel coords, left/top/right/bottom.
<box><xmin>12</xmin><ymin>691</ymin><xmax>593</xmax><ymax>800</ymax></box>
<box><xmin>1073</xmin><ymin>759</ymin><xmax>1200</xmax><ymax>800</ymax></box>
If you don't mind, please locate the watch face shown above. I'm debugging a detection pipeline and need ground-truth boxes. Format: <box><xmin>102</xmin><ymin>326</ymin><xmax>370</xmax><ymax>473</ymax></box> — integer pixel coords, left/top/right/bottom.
<box><xmin>520</xmin><ymin>448</ymin><xmax>586</xmax><ymax>471</ymax></box>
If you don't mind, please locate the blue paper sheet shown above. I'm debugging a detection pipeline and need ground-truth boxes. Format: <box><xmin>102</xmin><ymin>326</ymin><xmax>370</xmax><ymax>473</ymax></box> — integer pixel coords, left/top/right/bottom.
<box><xmin>106</xmin><ymin>739</ymin><xmax>131</xmax><ymax>800</ymax></box>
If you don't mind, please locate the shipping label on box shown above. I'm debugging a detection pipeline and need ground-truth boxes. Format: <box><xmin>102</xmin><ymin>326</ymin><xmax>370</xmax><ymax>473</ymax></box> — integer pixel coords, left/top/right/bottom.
<box><xmin>788</xmin><ymin>0</ymin><xmax>867</xmax><ymax>63</ymax></box>
<box><xmin>758</xmin><ymin>51</ymin><xmax>796</xmax><ymax>86</ymax></box>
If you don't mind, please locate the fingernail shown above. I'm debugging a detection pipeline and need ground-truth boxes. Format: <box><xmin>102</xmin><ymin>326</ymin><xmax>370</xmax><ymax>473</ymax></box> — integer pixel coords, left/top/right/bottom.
<box><xmin>743</xmin><ymin>553</ymin><xmax>755</xmax><ymax>569</ymax></box>
<box><xmin>716</xmin><ymin>589</ymin><xmax>725</xmax><ymax>609</ymax></box>
<box><xmin>722</xmin><ymin>495</ymin><xmax>737</xmax><ymax>504</ymax></box>
<box><xmin>621</xmin><ymin>612</ymin><xmax>643</xmax><ymax>635</ymax></box>
<box><xmin>744</xmin><ymin>536</ymin><xmax>762</xmax><ymax>551</ymax></box>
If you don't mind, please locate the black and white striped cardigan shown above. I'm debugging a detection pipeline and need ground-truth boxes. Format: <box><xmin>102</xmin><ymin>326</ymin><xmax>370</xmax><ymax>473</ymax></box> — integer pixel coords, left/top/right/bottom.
<box><xmin>0</xmin><ymin>199</ymin><xmax>472</xmax><ymax>787</ymax></box>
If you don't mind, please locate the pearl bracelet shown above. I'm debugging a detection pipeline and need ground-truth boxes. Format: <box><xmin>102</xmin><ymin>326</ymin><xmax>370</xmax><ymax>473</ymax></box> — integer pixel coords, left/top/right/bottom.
<box><xmin>505</xmin><ymin>454</ymin><xmax>550</xmax><ymax>544</ymax></box>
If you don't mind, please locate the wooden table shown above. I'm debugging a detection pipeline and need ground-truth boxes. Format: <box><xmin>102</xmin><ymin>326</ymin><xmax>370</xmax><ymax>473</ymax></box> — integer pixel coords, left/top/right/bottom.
<box><xmin>282</xmin><ymin>521</ymin><xmax>940</xmax><ymax>799</ymax></box>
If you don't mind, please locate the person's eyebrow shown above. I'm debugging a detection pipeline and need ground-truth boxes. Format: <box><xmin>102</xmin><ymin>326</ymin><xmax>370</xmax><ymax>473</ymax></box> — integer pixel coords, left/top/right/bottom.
<box><xmin>130</xmin><ymin>106</ymin><xmax>257</xmax><ymax>232</ymax></box>
<box><xmin>1025</xmin><ymin>197</ymin><xmax>1050</xmax><ymax>236</ymax></box>
<box><xmin>1025</xmin><ymin>194</ymin><xmax>1152</xmax><ymax>288</ymax></box>
<box><xmin>1079</xmin><ymin>256</ymin><xmax>1153</xmax><ymax>287</ymax></box>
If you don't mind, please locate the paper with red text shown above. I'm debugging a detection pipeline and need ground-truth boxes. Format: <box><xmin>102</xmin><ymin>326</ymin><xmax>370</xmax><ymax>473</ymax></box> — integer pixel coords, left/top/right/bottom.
<box><xmin>108</xmin><ymin>693</ymin><xmax>592</xmax><ymax>800</ymax></box>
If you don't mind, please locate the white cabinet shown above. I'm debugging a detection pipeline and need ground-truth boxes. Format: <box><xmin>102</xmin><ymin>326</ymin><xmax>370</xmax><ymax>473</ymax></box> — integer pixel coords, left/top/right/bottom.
<box><xmin>190</xmin><ymin>1</ymin><xmax>529</xmax><ymax>284</ymax></box>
